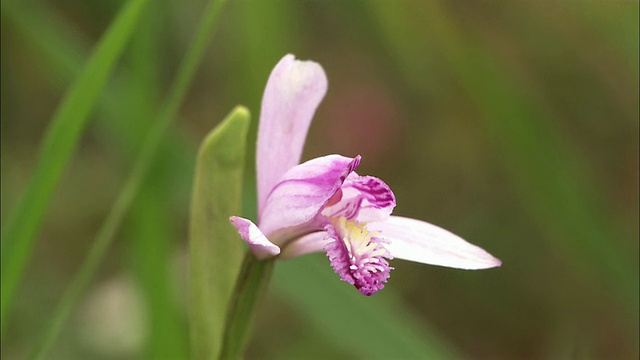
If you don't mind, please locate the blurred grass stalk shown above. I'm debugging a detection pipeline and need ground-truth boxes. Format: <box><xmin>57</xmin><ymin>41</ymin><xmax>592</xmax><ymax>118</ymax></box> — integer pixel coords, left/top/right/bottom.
<box><xmin>5</xmin><ymin>0</ymin><xmax>229</xmax><ymax>357</ymax></box>
<box><xmin>126</xmin><ymin>3</ymin><xmax>188</xmax><ymax>358</ymax></box>
<box><xmin>3</xmin><ymin>1</ymin><xmax>190</xmax><ymax>354</ymax></box>
<box><xmin>369</xmin><ymin>0</ymin><xmax>638</xmax><ymax>321</ymax></box>
<box><xmin>0</xmin><ymin>0</ymin><xmax>150</xmax><ymax>332</ymax></box>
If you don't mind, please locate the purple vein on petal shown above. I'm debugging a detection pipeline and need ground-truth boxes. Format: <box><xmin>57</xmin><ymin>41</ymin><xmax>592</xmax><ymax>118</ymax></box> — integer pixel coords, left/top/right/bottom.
<box><xmin>258</xmin><ymin>155</ymin><xmax>360</xmax><ymax>241</ymax></box>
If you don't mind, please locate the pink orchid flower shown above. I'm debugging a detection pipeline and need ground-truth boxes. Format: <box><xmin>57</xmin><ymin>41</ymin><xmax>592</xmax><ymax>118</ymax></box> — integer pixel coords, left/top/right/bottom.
<box><xmin>230</xmin><ymin>54</ymin><xmax>501</xmax><ymax>296</ymax></box>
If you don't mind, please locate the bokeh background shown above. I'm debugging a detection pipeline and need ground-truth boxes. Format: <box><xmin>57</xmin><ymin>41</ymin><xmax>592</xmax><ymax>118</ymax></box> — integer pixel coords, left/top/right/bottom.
<box><xmin>2</xmin><ymin>0</ymin><xmax>638</xmax><ymax>359</ymax></box>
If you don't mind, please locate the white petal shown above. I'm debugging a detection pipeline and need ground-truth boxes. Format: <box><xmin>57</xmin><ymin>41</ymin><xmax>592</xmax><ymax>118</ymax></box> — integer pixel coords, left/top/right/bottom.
<box><xmin>279</xmin><ymin>231</ymin><xmax>331</xmax><ymax>259</ymax></box>
<box><xmin>367</xmin><ymin>216</ymin><xmax>501</xmax><ymax>270</ymax></box>
<box><xmin>229</xmin><ymin>216</ymin><xmax>280</xmax><ymax>259</ymax></box>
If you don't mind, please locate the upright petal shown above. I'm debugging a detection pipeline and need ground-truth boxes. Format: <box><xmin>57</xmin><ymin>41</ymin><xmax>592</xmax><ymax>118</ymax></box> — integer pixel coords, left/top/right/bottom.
<box><xmin>256</xmin><ymin>54</ymin><xmax>328</xmax><ymax>218</ymax></box>
<box><xmin>259</xmin><ymin>155</ymin><xmax>360</xmax><ymax>243</ymax></box>
<box><xmin>367</xmin><ymin>216</ymin><xmax>502</xmax><ymax>270</ymax></box>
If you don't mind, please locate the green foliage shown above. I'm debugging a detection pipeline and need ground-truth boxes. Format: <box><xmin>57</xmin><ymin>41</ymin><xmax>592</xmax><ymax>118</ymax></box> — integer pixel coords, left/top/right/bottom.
<box><xmin>4</xmin><ymin>0</ymin><xmax>230</xmax><ymax>357</ymax></box>
<box><xmin>371</xmin><ymin>0</ymin><xmax>638</xmax><ymax>319</ymax></box>
<box><xmin>1</xmin><ymin>0</ymin><xmax>149</xmax><ymax>331</ymax></box>
<box><xmin>2</xmin><ymin>0</ymin><xmax>637</xmax><ymax>358</ymax></box>
<box><xmin>127</xmin><ymin>5</ymin><xmax>188</xmax><ymax>358</ymax></box>
<box><xmin>189</xmin><ymin>107</ymin><xmax>250</xmax><ymax>360</ymax></box>
<box><xmin>274</xmin><ymin>255</ymin><xmax>462</xmax><ymax>359</ymax></box>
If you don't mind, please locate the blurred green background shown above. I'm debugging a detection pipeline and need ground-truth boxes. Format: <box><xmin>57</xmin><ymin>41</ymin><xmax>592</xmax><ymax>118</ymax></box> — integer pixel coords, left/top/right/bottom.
<box><xmin>1</xmin><ymin>0</ymin><xmax>638</xmax><ymax>359</ymax></box>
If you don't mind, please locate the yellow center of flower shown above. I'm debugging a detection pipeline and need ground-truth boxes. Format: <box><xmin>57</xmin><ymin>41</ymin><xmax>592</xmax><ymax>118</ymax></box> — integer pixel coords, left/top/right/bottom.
<box><xmin>325</xmin><ymin>217</ymin><xmax>392</xmax><ymax>295</ymax></box>
<box><xmin>330</xmin><ymin>217</ymin><xmax>376</xmax><ymax>256</ymax></box>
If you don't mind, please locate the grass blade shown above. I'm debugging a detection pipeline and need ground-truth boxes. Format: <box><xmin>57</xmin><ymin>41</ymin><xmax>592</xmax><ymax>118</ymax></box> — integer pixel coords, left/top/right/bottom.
<box><xmin>4</xmin><ymin>2</ymin><xmax>196</xmax><ymax>356</ymax></box>
<box><xmin>0</xmin><ymin>0</ymin><xmax>149</xmax><ymax>329</ymax></box>
<box><xmin>27</xmin><ymin>0</ymin><xmax>230</xmax><ymax>357</ymax></box>
<box><xmin>4</xmin><ymin>5</ymin><xmax>191</xmax><ymax>355</ymax></box>
<box><xmin>369</xmin><ymin>0</ymin><xmax>637</xmax><ymax>320</ymax></box>
<box><xmin>126</xmin><ymin>4</ymin><xmax>188</xmax><ymax>357</ymax></box>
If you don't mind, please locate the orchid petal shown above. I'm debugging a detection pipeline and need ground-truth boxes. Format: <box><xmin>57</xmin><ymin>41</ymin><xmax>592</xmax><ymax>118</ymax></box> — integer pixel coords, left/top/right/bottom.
<box><xmin>322</xmin><ymin>173</ymin><xmax>396</xmax><ymax>223</ymax></box>
<box><xmin>259</xmin><ymin>155</ymin><xmax>360</xmax><ymax>242</ymax></box>
<box><xmin>229</xmin><ymin>216</ymin><xmax>280</xmax><ymax>259</ymax></box>
<box><xmin>367</xmin><ymin>216</ymin><xmax>502</xmax><ymax>270</ymax></box>
<box><xmin>256</xmin><ymin>54</ymin><xmax>328</xmax><ymax>218</ymax></box>
<box><xmin>278</xmin><ymin>231</ymin><xmax>331</xmax><ymax>259</ymax></box>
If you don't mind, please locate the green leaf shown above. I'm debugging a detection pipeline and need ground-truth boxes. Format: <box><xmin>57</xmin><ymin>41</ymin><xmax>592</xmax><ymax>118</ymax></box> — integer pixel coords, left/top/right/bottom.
<box><xmin>189</xmin><ymin>106</ymin><xmax>250</xmax><ymax>360</ymax></box>
<box><xmin>0</xmin><ymin>0</ymin><xmax>149</xmax><ymax>329</ymax></box>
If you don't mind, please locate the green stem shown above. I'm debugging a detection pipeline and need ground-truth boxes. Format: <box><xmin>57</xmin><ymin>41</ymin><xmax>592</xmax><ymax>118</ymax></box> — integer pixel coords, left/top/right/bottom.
<box><xmin>220</xmin><ymin>252</ymin><xmax>275</xmax><ymax>360</ymax></box>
